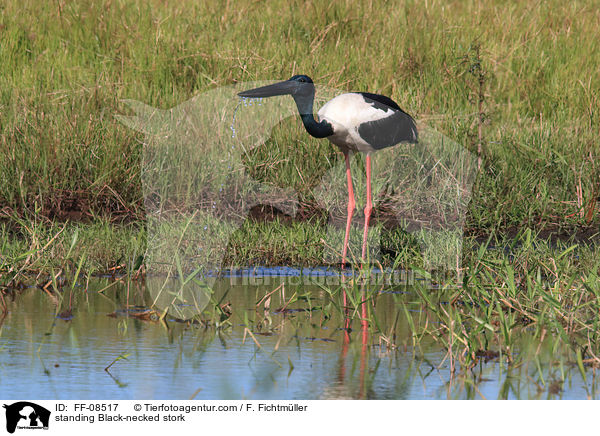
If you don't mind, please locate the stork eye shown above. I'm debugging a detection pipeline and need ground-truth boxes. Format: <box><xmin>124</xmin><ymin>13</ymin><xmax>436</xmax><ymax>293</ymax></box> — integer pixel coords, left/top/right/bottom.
<box><xmin>298</xmin><ymin>77</ymin><xmax>306</xmax><ymax>82</ymax></box>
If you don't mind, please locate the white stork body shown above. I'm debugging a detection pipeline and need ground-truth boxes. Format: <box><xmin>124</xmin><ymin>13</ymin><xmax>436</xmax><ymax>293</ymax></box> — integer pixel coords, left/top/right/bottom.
<box><xmin>317</xmin><ymin>92</ymin><xmax>417</xmax><ymax>154</ymax></box>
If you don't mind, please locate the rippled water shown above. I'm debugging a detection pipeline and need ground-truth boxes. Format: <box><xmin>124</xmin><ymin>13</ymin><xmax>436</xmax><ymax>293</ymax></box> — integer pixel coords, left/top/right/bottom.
<box><xmin>0</xmin><ymin>275</ymin><xmax>596</xmax><ymax>400</ymax></box>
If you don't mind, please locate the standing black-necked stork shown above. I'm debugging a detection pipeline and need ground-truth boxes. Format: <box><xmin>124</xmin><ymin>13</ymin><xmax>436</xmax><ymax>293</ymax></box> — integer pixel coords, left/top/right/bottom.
<box><xmin>238</xmin><ymin>75</ymin><xmax>418</xmax><ymax>270</ymax></box>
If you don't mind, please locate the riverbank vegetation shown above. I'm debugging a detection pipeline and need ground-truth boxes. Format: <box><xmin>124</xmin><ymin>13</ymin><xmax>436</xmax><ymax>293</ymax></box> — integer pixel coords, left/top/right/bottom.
<box><xmin>1</xmin><ymin>0</ymin><xmax>598</xmax><ymax>281</ymax></box>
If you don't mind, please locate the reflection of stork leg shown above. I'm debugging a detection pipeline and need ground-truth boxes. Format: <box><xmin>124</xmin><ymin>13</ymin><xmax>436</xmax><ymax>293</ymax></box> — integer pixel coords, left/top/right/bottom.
<box><xmin>359</xmin><ymin>321</ymin><xmax>368</xmax><ymax>398</ymax></box>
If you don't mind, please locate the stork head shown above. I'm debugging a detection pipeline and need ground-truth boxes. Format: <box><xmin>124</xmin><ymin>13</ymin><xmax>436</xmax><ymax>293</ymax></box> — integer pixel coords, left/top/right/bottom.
<box><xmin>238</xmin><ymin>75</ymin><xmax>315</xmax><ymax>99</ymax></box>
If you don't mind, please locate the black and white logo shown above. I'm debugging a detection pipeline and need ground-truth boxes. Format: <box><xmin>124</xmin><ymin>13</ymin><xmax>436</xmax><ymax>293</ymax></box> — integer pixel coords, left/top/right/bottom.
<box><xmin>3</xmin><ymin>402</ymin><xmax>50</xmax><ymax>434</ymax></box>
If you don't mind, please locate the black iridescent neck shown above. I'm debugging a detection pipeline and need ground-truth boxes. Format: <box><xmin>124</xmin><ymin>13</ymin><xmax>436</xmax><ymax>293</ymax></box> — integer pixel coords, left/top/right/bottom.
<box><xmin>292</xmin><ymin>94</ymin><xmax>333</xmax><ymax>139</ymax></box>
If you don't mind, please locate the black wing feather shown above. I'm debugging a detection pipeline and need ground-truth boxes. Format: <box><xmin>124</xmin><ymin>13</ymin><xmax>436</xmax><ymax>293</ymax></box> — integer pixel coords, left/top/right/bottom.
<box><xmin>356</xmin><ymin>93</ymin><xmax>418</xmax><ymax>150</ymax></box>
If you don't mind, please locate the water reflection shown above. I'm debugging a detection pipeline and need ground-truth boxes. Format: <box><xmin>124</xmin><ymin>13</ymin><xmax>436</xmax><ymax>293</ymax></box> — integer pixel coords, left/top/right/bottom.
<box><xmin>0</xmin><ymin>278</ymin><xmax>596</xmax><ymax>400</ymax></box>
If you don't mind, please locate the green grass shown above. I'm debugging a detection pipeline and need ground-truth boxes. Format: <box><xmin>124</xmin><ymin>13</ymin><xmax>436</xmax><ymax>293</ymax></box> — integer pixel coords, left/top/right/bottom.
<box><xmin>0</xmin><ymin>0</ymin><xmax>598</xmax><ymax>278</ymax></box>
<box><xmin>0</xmin><ymin>220</ymin><xmax>145</xmax><ymax>284</ymax></box>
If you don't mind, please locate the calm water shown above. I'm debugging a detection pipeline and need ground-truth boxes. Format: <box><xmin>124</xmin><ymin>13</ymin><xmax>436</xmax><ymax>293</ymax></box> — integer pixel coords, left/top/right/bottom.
<box><xmin>0</xmin><ymin>275</ymin><xmax>596</xmax><ymax>400</ymax></box>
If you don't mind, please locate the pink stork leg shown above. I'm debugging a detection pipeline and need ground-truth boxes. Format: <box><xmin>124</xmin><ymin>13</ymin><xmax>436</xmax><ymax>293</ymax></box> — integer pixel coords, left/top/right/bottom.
<box><xmin>360</xmin><ymin>154</ymin><xmax>372</xmax><ymax>330</ymax></box>
<box><xmin>341</xmin><ymin>151</ymin><xmax>355</xmax><ymax>313</ymax></box>
<box><xmin>341</xmin><ymin>151</ymin><xmax>356</xmax><ymax>269</ymax></box>
<box><xmin>361</xmin><ymin>154</ymin><xmax>372</xmax><ymax>260</ymax></box>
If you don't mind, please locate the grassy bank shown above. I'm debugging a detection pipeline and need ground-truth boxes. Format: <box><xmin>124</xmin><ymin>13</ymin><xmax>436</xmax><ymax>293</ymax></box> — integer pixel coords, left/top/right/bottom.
<box><xmin>0</xmin><ymin>0</ymin><xmax>599</xmax><ymax>278</ymax></box>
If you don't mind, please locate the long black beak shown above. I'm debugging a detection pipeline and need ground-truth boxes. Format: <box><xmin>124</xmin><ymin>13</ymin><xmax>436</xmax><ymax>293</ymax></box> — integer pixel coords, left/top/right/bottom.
<box><xmin>238</xmin><ymin>80</ymin><xmax>297</xmax><ymax>98</ymax></box>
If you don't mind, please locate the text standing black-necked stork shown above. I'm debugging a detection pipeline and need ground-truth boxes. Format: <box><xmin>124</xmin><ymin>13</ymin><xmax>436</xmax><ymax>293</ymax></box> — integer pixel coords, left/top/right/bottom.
<box><xmin>238</xmin><ymin>75</ymin><xmax>418</xmax><ymax>270</ymax></box>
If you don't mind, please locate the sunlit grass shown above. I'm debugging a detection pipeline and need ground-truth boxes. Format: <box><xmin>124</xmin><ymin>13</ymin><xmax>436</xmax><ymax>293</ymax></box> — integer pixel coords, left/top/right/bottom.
<box><xmin>0</xmin><ymin>0</ymin><xmax>597</xmax><ymax>235</ymax></box>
